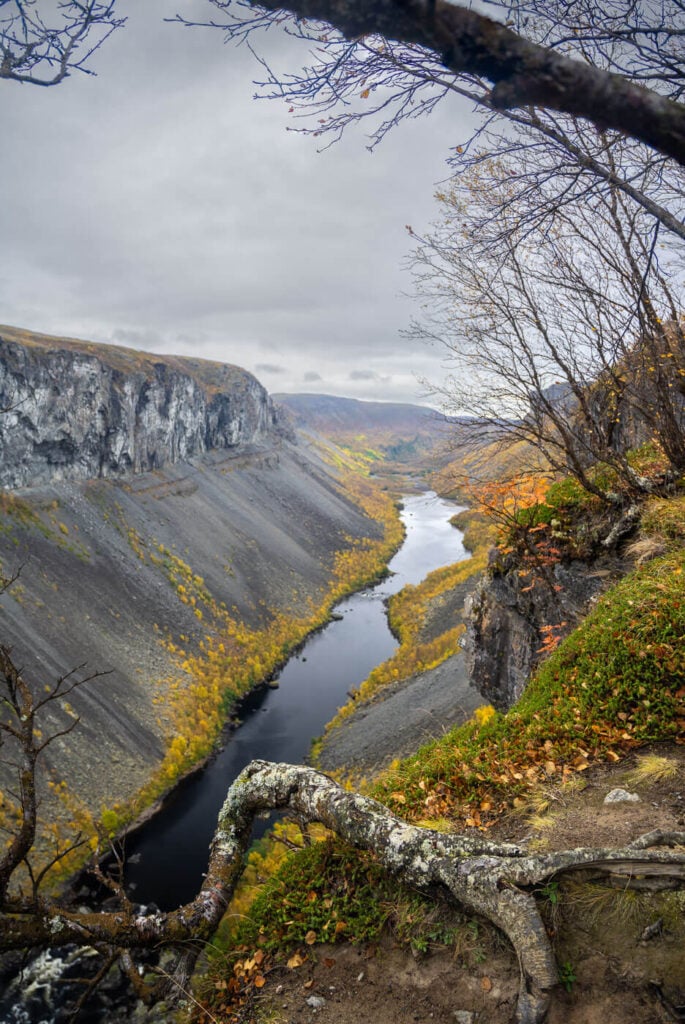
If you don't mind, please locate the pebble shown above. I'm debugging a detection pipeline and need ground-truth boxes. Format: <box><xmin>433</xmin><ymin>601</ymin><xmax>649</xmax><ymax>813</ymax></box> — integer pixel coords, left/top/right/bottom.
<box><xmin>453</xmin><ymin>1013</ymin><xmax>475</xmax><ymax>1024</ymax></box>
<box><xmin>357</xmin><ymin>971</ymin><xmax>365</xmax><ymax>982</ymax></box>
<box><xmin>604</xmin><ymin>788</ymin><xmax>640</xmax><ymax>804</ymax></box>
<box><xmin>306</xmin><ymin>995</ymin><xmax>326</xmax><ymax>1010</ymax></box>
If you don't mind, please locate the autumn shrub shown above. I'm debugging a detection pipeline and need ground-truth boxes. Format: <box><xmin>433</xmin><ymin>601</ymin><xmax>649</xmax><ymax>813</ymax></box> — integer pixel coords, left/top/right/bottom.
<box><xmin>127</xmin><ymin>469</ymin><xmax>405</xmax><ymax>815</ymax></box>
<box><xmin>216</xmin><ymin>834</ymin><xmax>475</xmax><ymax>962</ymax></box>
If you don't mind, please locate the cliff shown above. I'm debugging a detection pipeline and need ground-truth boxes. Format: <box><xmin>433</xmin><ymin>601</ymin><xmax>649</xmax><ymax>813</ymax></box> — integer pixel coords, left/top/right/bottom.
<box><xmin>463</xmin><ymin>551</ymin><xmax>612</xmax><ymax>708</ymax></box>
<box><xmin>0</xmin><ymin>327</ymin><xmax>390</xmax><ymax>827</ymax></box>
<box><xmin>0</xmin><ymin>324</ymin><xmax>279</xmax><ymax>488</ymax></box>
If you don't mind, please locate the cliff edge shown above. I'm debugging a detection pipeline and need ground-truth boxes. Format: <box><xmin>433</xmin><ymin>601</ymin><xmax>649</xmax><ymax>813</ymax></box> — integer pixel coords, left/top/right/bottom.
<box><xmin>0</xmin><ymin>324</ymin><xmax>281</xmax><ymax>488</ymax></box>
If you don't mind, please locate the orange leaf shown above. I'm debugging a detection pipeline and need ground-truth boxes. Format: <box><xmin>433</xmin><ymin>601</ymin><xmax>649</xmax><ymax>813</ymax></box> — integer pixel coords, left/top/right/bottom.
<box><xmin>287</xmin><ymin>953</ymin><xmax>304</xmax><ymax>969</ymax></box>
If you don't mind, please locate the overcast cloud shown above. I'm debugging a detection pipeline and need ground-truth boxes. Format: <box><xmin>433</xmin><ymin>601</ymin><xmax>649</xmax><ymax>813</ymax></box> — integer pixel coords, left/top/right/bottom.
<box><xmin>1</xmin><ymin>0</ymin><xmax>475</xmax><ymax>404</ymax></box>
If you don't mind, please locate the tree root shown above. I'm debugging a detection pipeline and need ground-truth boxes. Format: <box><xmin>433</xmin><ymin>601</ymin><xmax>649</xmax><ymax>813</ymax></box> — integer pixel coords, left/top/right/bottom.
<box><xmin>3</xmin><ymin>761</ymin><xmax>685</xmax><ymax>1023</ymax></box>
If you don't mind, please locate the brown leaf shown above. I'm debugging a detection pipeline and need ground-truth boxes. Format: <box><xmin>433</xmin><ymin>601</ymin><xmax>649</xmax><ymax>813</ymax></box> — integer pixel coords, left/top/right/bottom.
<box><xmin>305</xmin><ymin>930</ymin><xmax>317</xmax><ymax>945</ymax></box>
<box><xmin>481</xmin><ymin>976</ymin><xmax>492</xmax><ymax>992</ymax></box>
<box><xmin>254</xmin><ymin>975</ymin><xmax>266</xmax><ymax>989</ymax></box>
<box><xmin>323</xmin><ymin>958</ymin><xmax>336</xmax><ymax>968</ymax></box>
<box><xmin>287</xmin><ymin>953</ymin><xmax>304</xmax><ymax>969</ymax></box>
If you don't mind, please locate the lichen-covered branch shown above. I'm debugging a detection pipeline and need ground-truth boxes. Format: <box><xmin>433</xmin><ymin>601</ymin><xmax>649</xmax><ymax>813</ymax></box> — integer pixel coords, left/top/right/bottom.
<box><xmin>4</xmin><ymin>760</ymin><xmax>684</xmax><ymax>1023</ymax></box>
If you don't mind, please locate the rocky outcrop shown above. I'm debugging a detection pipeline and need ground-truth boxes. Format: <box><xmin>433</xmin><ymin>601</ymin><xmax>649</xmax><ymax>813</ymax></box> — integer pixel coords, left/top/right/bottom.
<box><xmin>464</xmin><ymin>551</ymin><xmax>611</xmax><ymax>709</ymax></box>
<box><xmin>0</xmin><ymin>325</ymin><xmax>279</xmax><ymax>488</ymax></box>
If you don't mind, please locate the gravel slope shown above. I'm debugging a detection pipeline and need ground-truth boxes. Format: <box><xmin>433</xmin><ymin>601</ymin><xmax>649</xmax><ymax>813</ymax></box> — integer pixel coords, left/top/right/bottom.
<box><xmin>317</xmin><ymin>651</ymin><xmax>483</xmax><ymax>776</ymax></box>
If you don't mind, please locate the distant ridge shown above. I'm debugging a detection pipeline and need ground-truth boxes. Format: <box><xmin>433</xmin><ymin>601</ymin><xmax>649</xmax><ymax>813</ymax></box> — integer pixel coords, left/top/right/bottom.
<box><xmin>274</xmin><ymin>393</ymin><xmax>447</xmax><ymax>436</ymax></box>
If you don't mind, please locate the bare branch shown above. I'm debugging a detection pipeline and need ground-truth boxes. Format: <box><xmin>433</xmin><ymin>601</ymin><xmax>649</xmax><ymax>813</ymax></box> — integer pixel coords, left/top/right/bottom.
<box><xmin>189</xmin><ymin>0</ymin><xmax>685</xmax><ymax>166</ymax></box>
<box><xmin>0</xmin><ymin>0</ymin><xmax>126</xmax><ymax>86</ymax></box>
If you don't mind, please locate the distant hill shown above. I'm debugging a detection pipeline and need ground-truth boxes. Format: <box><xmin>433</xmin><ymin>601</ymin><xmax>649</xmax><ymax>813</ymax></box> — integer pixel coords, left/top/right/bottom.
<box><xmin>275</xmin><ymin>394</ymin><xmax>508</xmax><ymax>476</ymax></box>
<box><xmin>274</xmin><ymin>393</ymin><xmax>445</xmax><ymax>435</ymax></box>
<box><xmin>274</xmin><ymin>392</ymin><xmax>463</xmax><ymax>462</ymax></box>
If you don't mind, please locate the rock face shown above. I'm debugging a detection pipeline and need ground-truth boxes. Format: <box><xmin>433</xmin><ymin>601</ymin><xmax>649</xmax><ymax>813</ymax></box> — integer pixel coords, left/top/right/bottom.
<box><xmin>0</xmin><ymin>326</ymin><xmax>387</xmax><ymax>820</ymax></box>
<box><xmin>464</xmin><ymin>551</ymin><xmax>609</xmax><ymax>709</ymax></box>
<box><xmin>0</xmin><ymin>325</ymin><xmax>278</xmax><ymax>488</ymax></box>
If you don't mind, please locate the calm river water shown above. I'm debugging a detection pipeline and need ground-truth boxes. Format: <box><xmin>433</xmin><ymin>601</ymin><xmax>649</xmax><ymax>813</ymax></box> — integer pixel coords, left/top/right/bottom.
<box><xmin>123</xmin><ymin>491</ymin><xmax>467</xmax><ymax>909</ymax></box>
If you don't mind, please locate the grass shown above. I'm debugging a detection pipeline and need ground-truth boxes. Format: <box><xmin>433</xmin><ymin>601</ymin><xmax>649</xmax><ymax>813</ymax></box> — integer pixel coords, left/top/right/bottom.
<box><xmin>625</xmin><ymin>752</ymin><xmax>680</xmax><ymax>785</ymax></box>
<box><xmin>373</xmin><ymin>545</ymin><xmax>685</xmax><ymax>825</ymax></box>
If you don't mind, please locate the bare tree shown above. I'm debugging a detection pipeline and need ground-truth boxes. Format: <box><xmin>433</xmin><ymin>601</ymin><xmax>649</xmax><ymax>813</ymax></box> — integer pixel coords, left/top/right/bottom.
<box><xmin>0</xmin><ymin>0</ymin><xmax>125</xmax><ymax>86</ymax></box>
<box><xmin>409</xmin><ymin>139</ymin><xmax>685</xmax><ymax>502</ymax></box>
<box><xmin>3</xmin><ymin>1</ymin><xmax>685</xmax><ymax>167</ymax></box>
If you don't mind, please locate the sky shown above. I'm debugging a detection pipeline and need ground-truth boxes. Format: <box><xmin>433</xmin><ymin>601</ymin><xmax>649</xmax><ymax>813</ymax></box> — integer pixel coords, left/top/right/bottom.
<box><xmin>1</xmin><ymin>1</ymin><xmax>476</xmax><ymax>405</ymax></box>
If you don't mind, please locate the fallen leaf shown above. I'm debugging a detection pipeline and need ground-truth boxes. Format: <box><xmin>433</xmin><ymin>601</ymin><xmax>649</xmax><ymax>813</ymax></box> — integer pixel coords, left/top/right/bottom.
<box><xmin>305</xmin><ymin>930</ymin><xmax>317</xmax><ymax>945</ymax></box>
<box><xmin>287</xmin><ymin>953</ymin><xmax>304</xmax><ymax>969</ymax></box>
<box><xmin>481</xmin><ymin>976</ymin><xmax>492</xmax><ymax>992</ymax></box>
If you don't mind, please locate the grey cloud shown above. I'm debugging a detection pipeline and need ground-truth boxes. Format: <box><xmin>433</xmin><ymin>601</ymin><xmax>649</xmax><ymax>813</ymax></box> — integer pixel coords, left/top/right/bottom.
<box><xmin>349</xmin><ymin>369</ymin><xmax>391</xmax><ymax>382</ymax></box>
<box><xmin>255</xmin><ymin>363</ymin><xmax>286</xmax><ymax>374</ymax></box>
<box><xmin>0</xmin><ymin>0</ymin><xmax>477</xmax><ymax>407</ymax></box>
<box><xmin>110</xmin><ymin>328</ymin><xmax>165</xmax><ymax>350</ymax></box>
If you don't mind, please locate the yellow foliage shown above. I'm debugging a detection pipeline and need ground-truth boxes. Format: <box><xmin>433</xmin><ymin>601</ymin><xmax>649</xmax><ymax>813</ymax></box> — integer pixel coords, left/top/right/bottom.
<box><xmin>130</xmin><ymin>469</ymin><xmax>404</xmax><ymax>813</ymax></box>
<box><xmin>472</xmin><ymin>704</ymin><xmax>497</xmax><ymax>727</ymax></box>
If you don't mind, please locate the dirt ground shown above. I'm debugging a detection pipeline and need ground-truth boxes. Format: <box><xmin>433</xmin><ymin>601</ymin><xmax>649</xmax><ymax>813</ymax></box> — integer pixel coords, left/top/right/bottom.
<box><xmin>237</xmin><ymin>743</ymin><xmax>685</xmax><ymax>1024</ymax></box>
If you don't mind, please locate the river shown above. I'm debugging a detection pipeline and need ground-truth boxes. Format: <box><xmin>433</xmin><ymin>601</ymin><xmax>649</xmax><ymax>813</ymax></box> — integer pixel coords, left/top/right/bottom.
<box><xmin>1</xmin><ymin>490</ymin><xmax>467</xmax><ymax>1022</ymax></box>
<box><xmin>123</xmin><ymin>490</ymin><xmax>467</xmax><ymax>909</ymax></box>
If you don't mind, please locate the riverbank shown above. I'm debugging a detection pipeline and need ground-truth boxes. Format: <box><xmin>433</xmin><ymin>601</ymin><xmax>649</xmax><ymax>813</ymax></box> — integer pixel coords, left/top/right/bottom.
<box><xmin>315</xmin><ymin>509</ymin><xmax>493</xmax><ymax>778</ymax></box>
<box><xmin>316</xmin><ymin>649</ymin><xmax>483</xmax><ymax>778</ymax></box>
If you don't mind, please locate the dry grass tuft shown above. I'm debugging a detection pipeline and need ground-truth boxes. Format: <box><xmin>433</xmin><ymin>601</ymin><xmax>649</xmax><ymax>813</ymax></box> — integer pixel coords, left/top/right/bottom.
<box><xmin>625</xmin><ymin>536</ymin><xmax>667</xmax><ymax>565</ymax></box>
<box><xmin>625</xmin><ymin>753</ymin><xmax>680</xmax><ymax>785</ymax></box>
<box><xmin>527</xmin><ymin>812</ymin><xmax>559</xmax><ymax>833</ymax></box>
